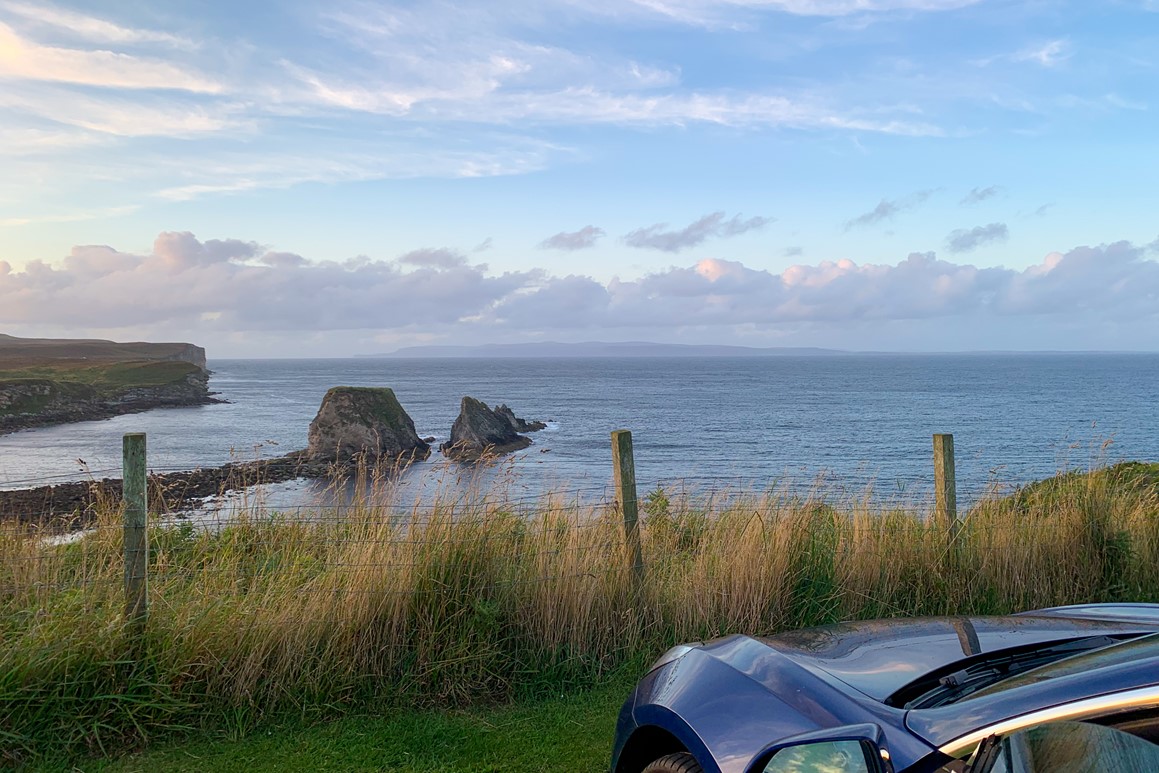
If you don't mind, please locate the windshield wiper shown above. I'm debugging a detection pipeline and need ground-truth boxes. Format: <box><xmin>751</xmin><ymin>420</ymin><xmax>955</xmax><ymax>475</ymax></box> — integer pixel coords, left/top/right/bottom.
<box><xmin>897</xmin><ymin>635</ymin><xmax>1122</xmax><ymax>709</ymax></box>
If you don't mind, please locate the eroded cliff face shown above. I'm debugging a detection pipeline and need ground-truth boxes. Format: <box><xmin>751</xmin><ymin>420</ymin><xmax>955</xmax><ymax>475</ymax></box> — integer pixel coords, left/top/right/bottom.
<box><xmin>0</xmin><ymin>335</ymin><xmax>218</xmax><ymax>434</ymax></box>
<box><xmin>0</xmin><ymin>368</ymin><xmax>217</xmax><ymax>435</ymax></box>
<box><xmin>159</xmin><ymin>344</ymin><xmax>207</xmax><ymax>371</ymax></box>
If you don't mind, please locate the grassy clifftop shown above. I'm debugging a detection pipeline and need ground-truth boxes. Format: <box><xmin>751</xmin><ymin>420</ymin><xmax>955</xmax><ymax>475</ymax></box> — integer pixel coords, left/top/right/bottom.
<box><xmin>0</xmin><ymin>335</ymin><xmax>215</xmax><ymax>431</ymax></box>
<box><xmin>0</xmin><ymin>334</ymin><xmax>206</xmax><ymax>370</ymax></box>
<box><xmin>0</xmin><ymin>359</ymin><xmax>202</xmax><ymax>397</ymax></box>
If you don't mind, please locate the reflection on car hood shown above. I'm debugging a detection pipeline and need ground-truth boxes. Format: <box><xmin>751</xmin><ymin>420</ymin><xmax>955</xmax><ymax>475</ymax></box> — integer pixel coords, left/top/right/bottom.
<box><xmin>757</xmin><ymin>613</ymin><xmax>1159</xmax><ymax>702</ymax></box>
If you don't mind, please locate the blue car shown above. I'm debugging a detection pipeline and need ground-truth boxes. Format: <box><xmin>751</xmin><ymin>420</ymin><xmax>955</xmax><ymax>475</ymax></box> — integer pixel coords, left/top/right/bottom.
<box><xmin>611</xmin><ymin>604</ymin><xmax>1159</xmax><ymax>772</ymax></box>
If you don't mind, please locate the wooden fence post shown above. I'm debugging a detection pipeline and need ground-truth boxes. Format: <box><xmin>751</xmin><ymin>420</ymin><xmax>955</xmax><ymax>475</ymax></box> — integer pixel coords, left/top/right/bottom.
<box><xmin>933</xmin><ymin>433</ymin><xmax>959</xmax><ymax>543</ymax></box>
<box><xmin>612</xmin><ymin>430</ymin><xmax>645</xmax><ymax>587</ymax></box>
<box><xmin>123</xmin><ymin>433</ymin><xmax>148</xmax><ymax>628</ymax></box>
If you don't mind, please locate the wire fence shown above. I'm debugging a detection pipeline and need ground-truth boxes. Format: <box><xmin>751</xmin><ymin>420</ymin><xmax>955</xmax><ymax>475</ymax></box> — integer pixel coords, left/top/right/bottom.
<box><xmin>5</xmin><ymin>453</ymin><xmax>1159</xmax><ymax>763</ymax></box>
<box><xmin>3</xmin><ymin>430</ymin><xmax>1158</xmax><ymax>757</ymax></box>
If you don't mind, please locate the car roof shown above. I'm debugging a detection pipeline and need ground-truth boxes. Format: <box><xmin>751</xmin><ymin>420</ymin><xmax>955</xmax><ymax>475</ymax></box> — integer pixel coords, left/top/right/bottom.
<box><xmin>1017</xmin><ymin>603</ymin><xmax>1159</xmax><ymax>625</ymax></box>
<box><xmin>757</xmin><ymin>611</ymin><xmax>1159</xmax><ymax>702</ymax></box>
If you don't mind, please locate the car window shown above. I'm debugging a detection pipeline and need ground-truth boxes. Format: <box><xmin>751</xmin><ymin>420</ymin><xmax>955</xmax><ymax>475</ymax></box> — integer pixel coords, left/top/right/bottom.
<box><xmin>968</xmin><ymin>721</ymin><xmax>1159</xmax><ymax>773</ymax></box>
<box><xmin>1104</xmin><ymin>709</ymin><xmax>1159</xmax><ymax>745</ymax></box>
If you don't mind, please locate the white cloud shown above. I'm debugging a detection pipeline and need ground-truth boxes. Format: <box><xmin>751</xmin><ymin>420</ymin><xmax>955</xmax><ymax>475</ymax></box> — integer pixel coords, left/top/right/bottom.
<box><xmin>3</xmin><ymin>233</ymin><xmax>1156</xmax><ymax>350</ymax></box>
<box><xmin>0</xmin><ymin>1</ymin><xmax>193</xmax><ymax>47</ymax></box>
<box><xmin>0</xmin><ymin>125</ymin><xmax>103</xmax><ymax>153</ymax></box>
<box><xmin>624</xmin><ymin>211</ymin><xmax>773</xmax><ymax>252</ymax></box>
<box><xmin>946</xmin><ymin>222</ymin><xmax>1008</xmax><ymax>253</ymax></box>
<box><xmin>1013</xmin><ymin>39</ymin><xmax>1071</xmax><ymax>68</ymax></box>
<box><xmin>0</xmin><ymin>0</ymin><xmax>955</xmax><ymax>217</ymax></box>
<box><xmin>287</xmin><ymin>3</ymin><xmax>941</xmax><ymax>135</ymax></box>
<box><xmin>844</xmin><ymin>190</ymin><xmax>937</xmax><ymax>230</ymax></box>
<box><xmin>540</xmin><ymin>226</ymin><xmax>606</xmax><ymax>251</ymax></box>
<box><xmin>0</xmin><ymin>86</ymin><xmax>246</xmax><ymax>137</ymax></box>
<box><xmin>397</xmin><ymin>248</ymin><xmax>470</xmax><ymax>269</ymax></box>
<box><xmin>570</xmin><ymin>0</ymin><xmax>981</xmax><ymax>27</ymax></box>
<box><xmin>0</xmin><ymin>21</ymin><xmax>219</xmax><ymax>92</ymax></box>
<box><xmin>149</xmin><ymin>141</ymin><xmax>560</xmax><ymax>201</ymax></box>
<box><xmin>960</xmin><ymin>185</ymin><xmax>1001</xmax><ymax>205</ymax></box>
<box><xmin>375</xmin><ymin>87</ymin><xmax>943</xmax><ymax>134</ymax></box>
<box><xmin>0</xmin><ymin>232</ymin><xmax>533</xmax><ymax>331</ymax></box>
<box><xmin>0</xmin><ymin>205</ymin><xmax>138</xmax><ymax>229</ymax></box>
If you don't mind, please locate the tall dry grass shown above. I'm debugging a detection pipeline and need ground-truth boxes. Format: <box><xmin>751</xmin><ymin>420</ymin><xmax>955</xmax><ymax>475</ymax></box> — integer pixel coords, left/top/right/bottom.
<box><xmin>1</xmin><ymin>462</ymin><xmax>1157</xmax><ymax>760</ymax></box>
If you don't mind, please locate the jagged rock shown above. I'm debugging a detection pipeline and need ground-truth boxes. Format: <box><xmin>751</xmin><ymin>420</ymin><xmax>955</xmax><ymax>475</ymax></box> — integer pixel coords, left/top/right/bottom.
<box><xmin>306</xmin><ymin>387</ymin><xmax>429</xmax><ymax>465</ymax></box>
<box><xmin>440</xmin><ymin>397</ymin><xmax>533</xmax><ymax>460</ymax></box>
<box><xmin>494</xmin><ymin>404</ymin><xmax>546</xmax><ymax>432</ymax></box>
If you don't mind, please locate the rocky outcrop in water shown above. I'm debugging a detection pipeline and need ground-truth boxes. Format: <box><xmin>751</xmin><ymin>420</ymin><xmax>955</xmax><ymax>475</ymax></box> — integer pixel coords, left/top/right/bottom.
<box><xmin>305</xmin><ymin>386</ymin><xmax>430</xmax><ymax>465</ymax></box>
<box><xmin>494</xmin><ymin>404</ymin><xmax>546</xmax><ymax>432</ymax></box>
<box><xmin>440</xmin><ymin>397</ymin><xmax>533</xmax><ymax>460</ymax></box>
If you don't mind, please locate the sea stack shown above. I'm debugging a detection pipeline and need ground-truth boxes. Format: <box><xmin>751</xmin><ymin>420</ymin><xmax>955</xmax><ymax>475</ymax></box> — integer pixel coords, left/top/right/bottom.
<box><xmin>440</xmin><ymin>397</ymin><xmax>533</xmax><ymax>460</ymax></box>
<box><xmin>306</xmin><ymin>387</ymin><xmax>430</xmax><ymax>464</ymax></box>
<box><xmin>494</xmin><ymin>404</ymin><xmax>546</xmax><ymax>433</ymax></box>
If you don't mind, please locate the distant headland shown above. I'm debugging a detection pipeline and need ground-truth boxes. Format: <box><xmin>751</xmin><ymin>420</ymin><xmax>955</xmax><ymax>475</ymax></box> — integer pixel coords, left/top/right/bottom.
<box><xmin>360</xmin><ymin>341</ymin><xmax>845</xmax><ymax>358</ymax></box>
<box><xmin>0</xmin><ymin>334</ymin><xmax>220</xmax><ymax>435</ymax></box>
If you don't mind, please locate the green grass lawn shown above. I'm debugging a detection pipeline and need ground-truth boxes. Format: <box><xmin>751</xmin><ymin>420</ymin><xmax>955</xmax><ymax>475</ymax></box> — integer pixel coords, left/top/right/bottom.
<box><xmin>35</xmin><ymin>678</ymin><xmax>633</xmax><ymax>773</ymax></box>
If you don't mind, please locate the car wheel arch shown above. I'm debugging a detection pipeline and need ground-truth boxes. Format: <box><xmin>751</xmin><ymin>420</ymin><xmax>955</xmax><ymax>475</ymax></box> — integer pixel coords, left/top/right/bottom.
<box><xmin>616</xmin><ymin>725</ymin><xmax>692</xmax><ymax>773</ymax></box>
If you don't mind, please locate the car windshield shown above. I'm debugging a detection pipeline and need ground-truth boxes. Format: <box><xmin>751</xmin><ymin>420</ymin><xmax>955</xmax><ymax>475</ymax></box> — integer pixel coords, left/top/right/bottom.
<box><xmin>965</xmin><ymin>632</ymin><xmax>1159</xmax><ymax>703</ymax></box>
<box><xmin>890</xmin><ymin>634</ymin><xmax>1154</xmax><ymax>709</ymax></box>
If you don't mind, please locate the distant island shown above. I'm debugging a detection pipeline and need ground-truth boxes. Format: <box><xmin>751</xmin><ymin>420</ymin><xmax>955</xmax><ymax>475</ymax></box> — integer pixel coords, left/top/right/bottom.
<box><xmin>361</xmin><ymin>341</ymin><xmax>845</xmax><ymax>358</ymax></box>
<box><xmin>0</xmin><ymin>334</ymin><xmax>219</xmax><ymax>435</ymax></box>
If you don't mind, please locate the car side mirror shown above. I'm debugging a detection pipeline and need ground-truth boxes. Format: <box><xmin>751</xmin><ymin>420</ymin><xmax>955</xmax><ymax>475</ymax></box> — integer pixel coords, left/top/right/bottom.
<box><xmin>749</xmin><ymin>724</ymin><xmax>891</xmax><ymax>773</ymax></box>
<box><xmin>762</xmin><ymin>739</ymin><xmax>879</xmax><ymax>772</ymax></box>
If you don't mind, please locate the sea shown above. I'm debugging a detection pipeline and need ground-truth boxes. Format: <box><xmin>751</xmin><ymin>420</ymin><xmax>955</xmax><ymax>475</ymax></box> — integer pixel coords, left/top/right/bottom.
<box><xmin>1</xmin><ymin>354</ymin><xmax>1157</xmax><ymax>511</ymax></box>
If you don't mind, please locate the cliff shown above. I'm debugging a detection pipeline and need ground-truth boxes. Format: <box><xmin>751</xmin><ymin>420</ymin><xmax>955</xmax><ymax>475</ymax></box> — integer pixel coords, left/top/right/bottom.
<box><xmin>0</xmin><ymin>335</ymin><xmax>218</xmax><ymax>435</ymax></box>
<box><xmin>0</xmin><ymin>334</ymin><xmax>207</xmax><ymax>371</ymax></box>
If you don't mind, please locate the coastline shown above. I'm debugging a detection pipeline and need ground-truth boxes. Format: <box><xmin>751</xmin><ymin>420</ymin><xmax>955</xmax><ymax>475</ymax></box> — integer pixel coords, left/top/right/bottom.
<box><xmin>0</xmin><ymin>391</ymin><xmax>226</xmax><ymax>437</ymax></box>
<box><xmin>0</xmin><ymin>456</ymin><xmax>305</xmax><ymax>529</ymax></box>
<box><xmin>0</xmin><ymin>335</ymin><xmax>219</xmax><ymax>437</ymax></box>
<box><xmin>0</xmin><ymin>371</ymin><xmax>224</xmax><ymax>437</ymax></box>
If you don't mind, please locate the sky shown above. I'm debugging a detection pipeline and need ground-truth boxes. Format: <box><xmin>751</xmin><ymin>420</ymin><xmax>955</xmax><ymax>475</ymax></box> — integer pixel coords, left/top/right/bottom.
<box><xmin>1</xmin><ymin>0</ymin><xmax>1157</xmax><ymax>356</ymax></box>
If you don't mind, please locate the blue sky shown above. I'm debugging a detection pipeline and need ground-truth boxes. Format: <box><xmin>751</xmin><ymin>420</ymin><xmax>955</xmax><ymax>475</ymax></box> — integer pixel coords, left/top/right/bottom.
<box><xmin>1</xmin><ymin>0</ymin><xmax>1157</xmax><ymax>355</ymax></box>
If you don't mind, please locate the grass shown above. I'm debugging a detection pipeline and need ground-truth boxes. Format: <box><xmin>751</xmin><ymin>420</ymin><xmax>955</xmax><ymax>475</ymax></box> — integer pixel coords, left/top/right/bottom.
<box><xmin>39</xmin><ymin>675</ymin><xmax>633</xmax><ymax>772</ymax></box>
<box><xmin>0</xmin><ymin>360</ymin><xmax>199</xmax><ymax>393</ymax></box>
<box><xmin>3</xmin><ymin>462</ymin><xmax>1158</xmax><ymax>768</ymax></box>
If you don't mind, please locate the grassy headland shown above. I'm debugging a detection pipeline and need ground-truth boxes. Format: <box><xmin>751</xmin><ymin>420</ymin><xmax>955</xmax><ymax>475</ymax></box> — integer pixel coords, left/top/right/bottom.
<box><xmin>0</xmin><ymin>335</ymin><xmax>213</xmax><ymax>433</ymax></box>
<box><xmin>2</xmin><ymin>462</ymin><xmax>1157</xmax><ymax>766</ymax></box>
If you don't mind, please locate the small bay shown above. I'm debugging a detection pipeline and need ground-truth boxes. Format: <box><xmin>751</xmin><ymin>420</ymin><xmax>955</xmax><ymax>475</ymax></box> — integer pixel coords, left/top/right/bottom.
<box><xmin>1</xmin><ymin>353</ymin><xmax>1156</xmax><ymax>508</ymax></box>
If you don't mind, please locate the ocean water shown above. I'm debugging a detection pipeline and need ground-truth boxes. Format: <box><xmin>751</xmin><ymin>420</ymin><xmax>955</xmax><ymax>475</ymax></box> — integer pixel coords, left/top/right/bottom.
<box><xmin>1</xmin><ymin>354</ymin><xmax>1157</xmax><ymax>508</ymax></box>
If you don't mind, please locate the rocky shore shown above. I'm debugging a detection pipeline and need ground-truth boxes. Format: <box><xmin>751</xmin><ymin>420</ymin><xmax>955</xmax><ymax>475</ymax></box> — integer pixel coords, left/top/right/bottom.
<box><xmin>0</xmin><ymin>457</ymin><xmax>309</xmax><ymax>530</ymax></box>
<box><xmin>0</xmin><ymin>369</ymin><xmax>223</xmax><ymax>436</ymax></box>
